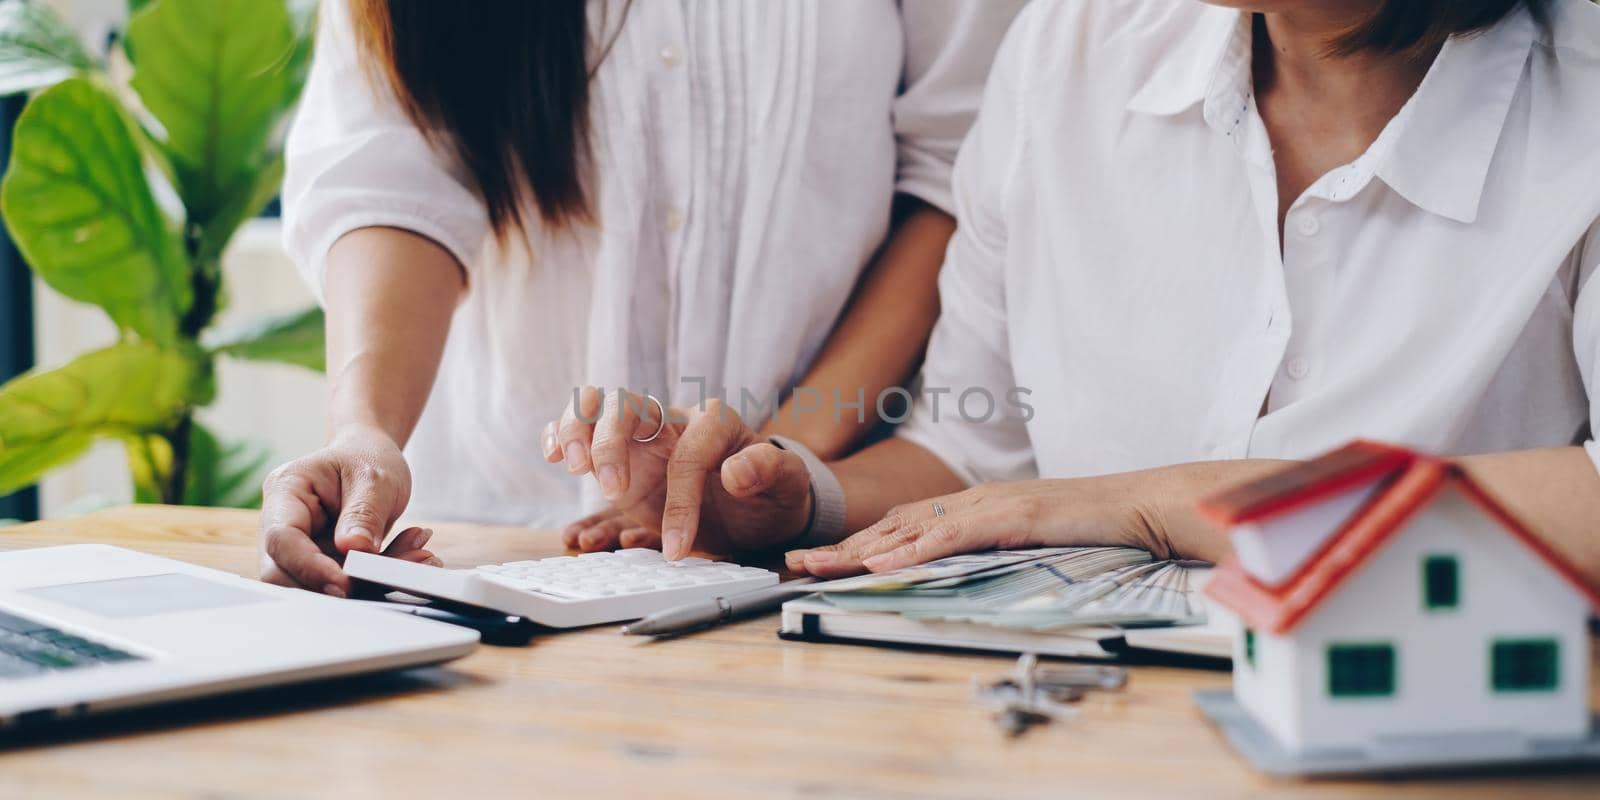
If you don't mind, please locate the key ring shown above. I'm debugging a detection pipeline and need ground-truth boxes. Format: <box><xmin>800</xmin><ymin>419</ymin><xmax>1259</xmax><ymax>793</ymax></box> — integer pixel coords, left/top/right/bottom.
<box><xmin>633</xmin><ymin>394</ymin><xmax>667</xmax><ymax>443</ymax></box>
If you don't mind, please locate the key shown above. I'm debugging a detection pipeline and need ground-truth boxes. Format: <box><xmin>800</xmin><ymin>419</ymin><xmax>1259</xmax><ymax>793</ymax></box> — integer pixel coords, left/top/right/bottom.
<box><xmin>996</xmin><ymin>705</ymin><xmax>1051</xmax><ymax>737</ymax></box>
<box><xmin>1033</xmin><ymin>664</ymin><xmax>1127</xmax><ymax>691</ymax></box>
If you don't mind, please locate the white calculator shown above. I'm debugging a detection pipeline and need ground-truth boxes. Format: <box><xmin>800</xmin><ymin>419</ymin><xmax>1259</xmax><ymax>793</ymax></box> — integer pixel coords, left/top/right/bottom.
<box><xmin>343</xmin><ymin>549</ymin><xmax>778</xmax><ymax>628</ymax></box>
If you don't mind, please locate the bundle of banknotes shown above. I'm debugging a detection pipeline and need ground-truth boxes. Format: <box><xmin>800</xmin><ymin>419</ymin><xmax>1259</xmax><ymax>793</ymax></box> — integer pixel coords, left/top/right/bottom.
<box><xmin>808</xmin><ymin>547</ymin><xmax>1206</xmax><ymax>631</ymax></box>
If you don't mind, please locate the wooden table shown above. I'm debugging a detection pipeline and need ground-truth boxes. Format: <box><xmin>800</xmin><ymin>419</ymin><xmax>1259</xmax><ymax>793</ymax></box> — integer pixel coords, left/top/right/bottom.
<box><xmin>1</xmin><ymin>506</ymin><xmax>1596</xmax><ymax>799</ymax></box>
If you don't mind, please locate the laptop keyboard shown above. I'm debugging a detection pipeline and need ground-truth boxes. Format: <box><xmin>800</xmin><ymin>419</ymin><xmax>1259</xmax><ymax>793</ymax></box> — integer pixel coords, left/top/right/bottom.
<box><xmin>0</xmin><ymin>609</ymin><xmax>142</xmax><ymax>680</ymax></box>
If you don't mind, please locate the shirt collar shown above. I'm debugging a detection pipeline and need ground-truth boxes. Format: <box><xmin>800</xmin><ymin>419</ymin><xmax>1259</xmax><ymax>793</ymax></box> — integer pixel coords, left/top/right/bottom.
<box><xmin>1374</xmin><ymin>9</ymin><xmax>1537</xmax><ymax>224</ymax></box>
<box><xmin>1124</xmin><ymin>7</ymin><xmax>1246</xmax><ymax>120</ymax></box>
<box><xmin>1125</xmin><ymin>7</ymin><xmax>1538</xmax><ymax>224</ymax></box>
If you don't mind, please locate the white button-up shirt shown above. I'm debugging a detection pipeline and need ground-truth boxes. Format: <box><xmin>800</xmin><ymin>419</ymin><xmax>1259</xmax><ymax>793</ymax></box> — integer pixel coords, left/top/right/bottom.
<box><xmin>284</xmin><ymin>0</ymin><xmax>1024</xmax><ymax>524</ymax></box>
<box><xmin>900</xmin><ymin>0</ymin><xmax>1600</xmax><ymax>485</ymax></box>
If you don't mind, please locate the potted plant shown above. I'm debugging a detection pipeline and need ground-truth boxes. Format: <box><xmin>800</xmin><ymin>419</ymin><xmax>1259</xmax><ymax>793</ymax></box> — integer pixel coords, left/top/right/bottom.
<box><xmin>0</xmin><ymin>0</ymin><xmax>321</xmax><ymax>509</ymax></box>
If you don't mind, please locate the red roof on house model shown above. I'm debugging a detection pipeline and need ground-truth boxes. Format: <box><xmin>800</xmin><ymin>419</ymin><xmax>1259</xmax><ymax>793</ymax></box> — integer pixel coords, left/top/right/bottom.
<box><xmin>1201</xmin><ymin>440</ymin><xmax>1600</xmax><ymax>635</ymax></box>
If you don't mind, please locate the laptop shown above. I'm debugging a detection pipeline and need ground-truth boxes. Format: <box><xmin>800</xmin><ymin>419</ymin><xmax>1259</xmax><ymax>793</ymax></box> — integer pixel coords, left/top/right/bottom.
<box><xmin>0</xmin><ymin>544</ymin><xmax>478</xmax><ymax>728</ymax></box>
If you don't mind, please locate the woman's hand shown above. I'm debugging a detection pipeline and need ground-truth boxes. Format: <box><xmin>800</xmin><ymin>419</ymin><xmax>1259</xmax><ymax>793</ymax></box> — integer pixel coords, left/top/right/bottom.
<box><xmin>784</xmin><ymin>477</ymin><xmax>1179</xmax><ymax>578</ymax></box>
<box><xmin>561</xmin><ymin>506</ymin><xmax>660</xmax><ymax>552</ymax></box>
<box><xmin>545</xmin><ymin>387</ymin><xmax>814</xmax><ymax>559</ymax></box>
<box><xmin>258</xmin><ymin>424</ymin><xmax>437</xmax><ymax>596</ymax></box>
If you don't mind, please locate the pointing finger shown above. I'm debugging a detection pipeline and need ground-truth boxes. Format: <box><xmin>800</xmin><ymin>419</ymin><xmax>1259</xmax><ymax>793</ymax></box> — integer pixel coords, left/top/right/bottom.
<box><xmin>660</xmin><ymin>400</ymin><xmax>744</xmax><ymax>560</ymax></box>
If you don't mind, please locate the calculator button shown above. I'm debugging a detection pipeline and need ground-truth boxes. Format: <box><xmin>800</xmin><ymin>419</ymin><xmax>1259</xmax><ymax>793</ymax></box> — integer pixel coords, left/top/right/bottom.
<box><xmin>465</xmin><ymin>552</ymin><xmax>778</xmax><ymax>624</ymax></box>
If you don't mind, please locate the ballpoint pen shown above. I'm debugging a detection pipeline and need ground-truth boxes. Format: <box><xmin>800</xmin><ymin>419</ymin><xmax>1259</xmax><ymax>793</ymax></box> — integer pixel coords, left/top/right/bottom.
<box><xmin>621</xmin><ymin>578</ymin><xmax>817</xmax><ymax>636</ymax></box>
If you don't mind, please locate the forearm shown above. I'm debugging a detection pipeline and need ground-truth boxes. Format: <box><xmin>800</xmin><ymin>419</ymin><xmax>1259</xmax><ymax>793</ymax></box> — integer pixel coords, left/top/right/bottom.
<box><xmin>1458</xmin><ymin>446</ymin><xmax>1600</xmax><ymax>584</ymax></box>
<box><xmin>830</xmin><ymin>437</ymin><xmax>969</xmax><ymax>531</ymax></box>
<box><xmin>1137</xmin><ymin>448</ymin><xmax>1600</xmax><ymax>574</ymax></box>
<box><xmin>323</xmin><ymin>227</ymin><xmax>465</xmax><ymax>446</ymax></box>
<box><xmin>823</xmin><ymin>440</ymin><xmax>1289</xmax><ymax>555</ymax></box>
<box><xmin>761</xmin><ymin>198</ymin><xmax>955</xmax><ymax>458</ymax></box>
<box><xmin>1131</xmin><ymin>459</ymin><xmax>1294</xmax><ymax>562</ymax></box>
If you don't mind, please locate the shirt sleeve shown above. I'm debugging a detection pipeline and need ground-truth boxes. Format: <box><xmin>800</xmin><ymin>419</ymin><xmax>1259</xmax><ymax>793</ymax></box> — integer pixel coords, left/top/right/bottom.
<box><xmin>891</xmin><ymin>0</ymin><xmax>1028</xmax><ymax>216</ymax></box>
<box><xmin>280</xmin><ymin>0</ymin><xmax>490</xmax><ymax>305</ymax></box>
<box><xmin>1573</xmin><ymin>221</ymin><xmax>1600</xmax><ymax>474</ymax></box>
<box><xmin>895</xmin><ymin>6</ymin><xmax>1038</xmax><ymax>487</ymax></box>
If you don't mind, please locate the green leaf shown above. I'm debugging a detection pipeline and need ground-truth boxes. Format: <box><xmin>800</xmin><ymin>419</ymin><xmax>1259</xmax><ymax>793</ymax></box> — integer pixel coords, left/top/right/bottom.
<box><xmin>182</xmin><ymin>421</ymin><xmax>270</xmax><ymax>508</ymax></box>
<box><xmin>126</xmin><ymin>432</ymin><xmax>168</xmax><ymax>504</ymax></box>
<box><xmin>208</xmin><ymin>305</ymin><xmax>325</xmax><ymax>372</ymax></box>
<box><xmin>0</xmin><ymin>77</ymin><xmax>191</xmax><ymax>344</ymax></box>
<box><xmin>126</xmin><ymin>0</ymin><xmax>299</xmax><ymax>255</ymax></box>
<box><xmin>196</xmin><ymin>149</ymin><xmax>283</xmax><ymax>267</ymax></box>
<box><xmin>127</xmin><ymin>422</ymin><xmax>269</xmax><ymax>507</ymax></box>
<box><xmin>0</xmin><ymin>0</ymin><xmax>97</xmax><ymax>96</ymax></box>
<box><xmin>0</xmin><ymin>342</ymin><xmax>200</xmax><ymax>496</ymax></box>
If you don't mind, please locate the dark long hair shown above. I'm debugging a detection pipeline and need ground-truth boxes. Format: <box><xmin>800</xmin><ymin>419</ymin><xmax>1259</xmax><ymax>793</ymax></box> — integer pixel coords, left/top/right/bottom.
<box><xmin>1332</xmin><ymin>0</ymin><xmax>1548</xmax><ymax>59</ymax></box>
<box><xmin>350</xmin><ymin>0</ymin><xmax>592</xmax><ymax>237</ymax></box>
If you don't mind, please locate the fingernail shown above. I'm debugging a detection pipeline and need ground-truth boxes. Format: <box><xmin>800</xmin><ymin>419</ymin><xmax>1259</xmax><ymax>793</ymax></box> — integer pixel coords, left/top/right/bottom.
<box><xmin>323</xmin><ymin>584</ymin><xmax>347</xmax><ymax>599</ymax></box>
<box><xmin>725</xmin><ymin>455</ymin><xmax>757</xmax><ymax>490</ymax></box>
<box><xmin>350</xmin><ymin>527</ymin><xmax>377</xmax><ymax>551</ymax></box>
<box><xmin>597</xmin><ymin>465</ymin><xmax>622</xmax><ymax>498</ymax></box>
<box><xmin>544</xmin><ymin>425</ymin><xmax>558</xmax><ymax>457</ymax></box>
<box><xmin>662</xmin><ymin>529</ymin><xmax>682</xmax><ymax>559</ymax></box>
<box><xmin>862</xmin><ymin>554</ymin><xmax>892</xmax><ymax>570</ymax></box>
<box><xmin>806</xmin><ymin>551</ymin><xmax>838</xmax><ymax>564</ymax></box>
<box><xmin>416</xmin><ymin>528</ymin><xmax>434</xmax><ymax>547</ymax></box>
<box><xmin>564</xmin><ymin>442</ymin><xmax>586</xmax><ymax>473</ymax></box>
<box><xmin>426</xmin><ymin>556</ymin><xmax>443</xmax><ymax>567</ymax></box>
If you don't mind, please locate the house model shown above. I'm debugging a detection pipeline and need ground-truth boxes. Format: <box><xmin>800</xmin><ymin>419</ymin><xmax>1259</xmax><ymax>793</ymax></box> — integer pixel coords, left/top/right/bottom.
<box><xmin>1194</xmin><ymin>440</ymin><xmax>1600</xmax><ymax>775</ymax></box>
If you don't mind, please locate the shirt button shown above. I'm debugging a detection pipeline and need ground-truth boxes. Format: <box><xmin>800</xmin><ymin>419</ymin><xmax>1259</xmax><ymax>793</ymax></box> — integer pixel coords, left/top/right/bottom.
<box><xmin>1295</xmin><ymin>214</ymin><xmax>1321</xmax><ymax>237</ymax></box>
<box><xmin>665</xmin><ymin>207</ymin><xmax>684</xmax><ymax>232</ymax></box>
<box><xmin>1285</xmin><ymin>357</ymin><xmax>1311</xmax><ymax>380</ymax></box>
<box><xmin>660</xmin><ymin>45</ymin><xmax>681</xmax><ymax>67</ymax></box>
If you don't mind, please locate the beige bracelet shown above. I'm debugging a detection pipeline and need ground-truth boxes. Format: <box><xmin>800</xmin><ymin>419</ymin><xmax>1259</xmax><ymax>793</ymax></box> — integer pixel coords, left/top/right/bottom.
<box><xmin>767</xmin><ymin>435</ymin><xmax>847</xmax><ymax>547</ymax></box>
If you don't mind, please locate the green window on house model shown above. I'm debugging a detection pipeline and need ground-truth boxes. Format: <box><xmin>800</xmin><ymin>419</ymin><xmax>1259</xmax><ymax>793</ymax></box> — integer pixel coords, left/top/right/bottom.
<box><xmin>1422</xmin><ymin>554</ymin><xmax>1458</xmax><ymax>610</ymax></box>
<box><xmin>1244</xmin><ymin>628</ymin><xmax>1256</xmax><ymax>669</ymax></box>
<box><xmin>1491</xmin><ymin>639</ymin><xmax>1559</xmax><ymax>692</ymax></box>
<box><xmin>1327</xmin><ymin>643</ymin><xmax>1395</xmax><ymax>698</ymax></box>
